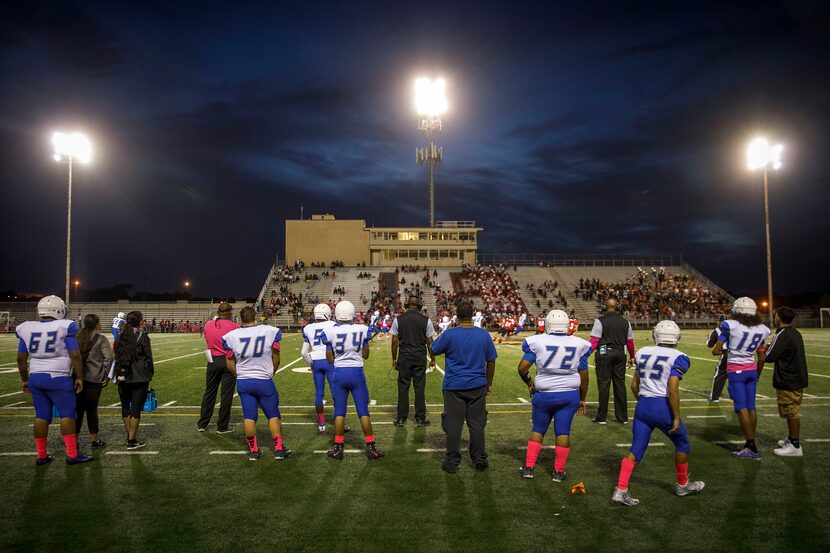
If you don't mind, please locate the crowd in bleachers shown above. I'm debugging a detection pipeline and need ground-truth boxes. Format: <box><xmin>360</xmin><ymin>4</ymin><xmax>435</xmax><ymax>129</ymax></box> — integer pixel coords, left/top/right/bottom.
<box><xmin>451</xmin><ymin>264</ymin><xmax>528</xmax><ymax>318</ymax></box>
<box><xmin>146</xmin><ymin>319</ymin><xmax>204</xmax><ymax>333</ymax></box>
<box><xmin>582</xmin><ymin>267</ymin><xmax>731</xmax><ymax>319</ymax></box>
<box><xmin>524</xmin><ymin>279</ymin><xmax>569</xmax><ymax>311</ymax></box>
<box><xmin>356</xmin><ymin>272</ymin><xmax>374</xmax><ymax>280</ymax></box>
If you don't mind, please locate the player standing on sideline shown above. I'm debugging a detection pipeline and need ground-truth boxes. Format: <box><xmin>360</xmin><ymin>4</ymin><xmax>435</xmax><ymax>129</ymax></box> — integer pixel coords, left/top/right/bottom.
<box><xmin>764</xmin><ymin>307</ymin><xmax>809</xmax><ymax>457</ymax></box>
<box><xmin>16</xmin><ymin>296</ymin><xmax>93</xmax><ymax>465</ymax></box>
<box><xmin>518</xmin><ymin>310</ymin><xmax>591</xmax><ymax>481</ymax></box>
<box><xmin>302</xmin><ymin>303</ymin><xmax>337</xmax><ymax>432</ymax></box>
<box><xmin>473</xmin><ymin>311</ymin><xmax>485</xmax><ymax>329</ymax></box>
<box><xmin>712</xmin><ymin>297</ymin><xmax>770</xmax><ymax>460</ymax></box>
<box><xmin>198</xmin><ymin>303</ymin><xmax>239</xmax><ymax>433</ymax></box>
<box><xmin>535</xmin><ymin>315</ymin><xmax>545</xmax><ymax>335</ymax></box>
<box><xmin>323</xmin><ymin>301</ymin><xmax>385</xmax><ymax>461</ymax></box>
<box><xmin>707</xmin><ymin>315</ymin><xmax>728</xmax><ymax>402</ymax></box>
<box><xmin>612</xmin><ymin>321</ymin><xmax>704</xmax><ymax>506</ymax></box>
<box><xmin>223</xmin><ymin>307</ymin><xmax>292</xmax><ymax>461</ymax></box>
<box><xmin>111</xmin><ymin>311</ymin><xmax>125</xmax><ymax>341</ymax></box>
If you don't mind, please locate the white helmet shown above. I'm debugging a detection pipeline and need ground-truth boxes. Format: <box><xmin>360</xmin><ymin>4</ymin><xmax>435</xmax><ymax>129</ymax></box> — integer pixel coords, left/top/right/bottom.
<box><xmin>313</xmin><ymin>303</ymin><xmax>332</xmax><ymax>321</ymax></box>
<box><xmin>38</xmin><ymin>295</ymin><xmax>66</xmax><ymax>320</ymax></box>
<box><xmin>374</xmin><ymin>310</ymin><xmax>380</xmax><ymax>316</ymax></box>
<box><xmin>476</xmin><ymin>311</ymin><xmax>482</xmax><ymax>317</ymax></box>
<box><xmin>544</xmin><ymin>309</ymin><xmax>569</xmax><ymax>333</ymax></box>
<box><xmin>442</xmin><ymin>316</ymin><xmax>450</xmax><ymax>323</ymax></box>
<box><xmin>335</xmin><ymin>301</ymin><xmax>356</xmax><ymax>322</ymax></box>
<box><xmin>732</xmin><ymin>296</ymin><xmax>757</xmax><ymax>316</ymax></box>
<box><xmin>652</xmin><ymin>320</ymin><xmax>681</xmax><ymax>345</ymax></box>
<box><xmin>117</xmin><ymin>312</ymin><xmax>125</xmax><ymax>319</ymax></box>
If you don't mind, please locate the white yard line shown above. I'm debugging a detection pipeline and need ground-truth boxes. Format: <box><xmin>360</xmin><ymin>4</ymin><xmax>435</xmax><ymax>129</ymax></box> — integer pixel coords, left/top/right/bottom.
<box><xmin>0</xmin><ymin>391</ymin><xmax>22</xmax><ymax>398</ymax></box>
<box><xmin>517</xmin><ymin>445</ymin><xmax>555</xmax><ymax>450</ymax></box>
<box><xmin>417</xmin><ymin>448</ymin><xmax>466</xmax><ymax>453</ymax></box>
<box><xmin>313</xmin><ymin>449</ymin><xmax>362</xmax><ymax>454</ymax></box>
<box><xmin>434</xmin><ymin>365</ymin><xmax>445</xmax><ymax>376</ymax></box>
<box><xmin>105</xmin><ymin>451</ymin><xmax>160</xmax><ymax>455</ymax></box>
<box><xmin>0</xmin><ymin>452</ymin><xmax>34</xmax><ymax>456</ymax></box>
<box><xmin>807</xmin><ymin>353</ymin><xmax>830</xmax><ymax>359</ymax></box>
<box><xmin>160</xmin><ymin>401</ymin><xmax>177</xmax><ymax>407</ymax></box>
<box><xmin>517</xmin><ymin>397</ymin><xmax>529</xmax><ymax>404</ymax></box>
<box><xmin>687</xmin><ymin>415</ymin><xmax>727</xmax><ymax>419</ymax></box>
<box><xmin>712</xmin><ymin>440</ymin><xmax>744</xmax><ymax>445</ymax></box>
<box><xmin>5</xmin><ymin>401</ymin><xmax>24</xmax><ymax>407</ymax></box>
<box><xmin>809</xmin><ymin>373</ymin><xmax>830</xmax><ymax>379</ymax></box>
<box><xmin>275</xmin><ymin>357</ymin><xmax>304</xmax><ymax>374</ymax></box>
<box><xmin>617</xmin><ymin>443</ymin><xmax>665</xmax><ymax>447</ymax></box>
<box><xmin>209</xmin><ymin>450</ymin><xmax>247</xmax><ymax>455</ymax></box>
<box><xmin>805</xmin><ymin>439</ymin><xmax>830</xmax><ymax>443</ymax></box>
<box><xmin>155</xmin><ymin>351</ymin><xmax>205</xmax><ymax>365</ymax></box>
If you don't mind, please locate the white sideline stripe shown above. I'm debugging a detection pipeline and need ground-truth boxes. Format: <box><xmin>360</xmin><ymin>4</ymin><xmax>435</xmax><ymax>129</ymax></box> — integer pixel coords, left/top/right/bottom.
<box><xmin>0</xmin><ymin>391</ymin><xmax>22</xmax><ymax>398</ymax></box>
<box><xmin>5</xmin><ymin>401</ymin><xmax>24</xmax><ymax>407</ymax></box>
<box><xmin>517</xmin><ymin>397</ymin><xmax>529</xmax><ymax>404</ymax></box>
<box><xmin>434</xmin><ymin>364</ymin><xmax>445</xmax><ymax>376</ymax></box>
<box><xmin>803</xmin><ymin>393</ymin><xmax>818</xmax><ymax>398</ymax></box>
<box><xmin>233</xmin><ymin>393</ymin><xmax>239</xmax><ymax>398</ymax></box>
<box><xmin>617</xmin><ymin>443</ymin><xmax>665</xmax><ymax>447</ymax></box>
<box><xmin>517</xmin><ymin>445</ymin><xmax>555</xmax><ymax>450</ymax></box>
<box><xmin>160</xmin><ymin>401</ymin><xmax>177</xmax><ymax>407</ymax></box>
<box><xmin>155</xmin><ymin>352</ymin><xmax>204</xmax><ymax>365</ymax></box>
<box><xmin>809</xmin><ymin>373</ymin><xmax>830</xmax><ymax>379</ymax></box>
<box><xmin>0</xmin><ymin>368</ymin><xmax>19</xmax><ymax>374</ymax></box>
<box><xmin>756</xmin><ymin>394</ymin><xmax>771</xmax><ymax>399</ymax></box>
<box><xmin>109</xmin><ymin>402</ymin><xmax>121</xmax><ymax>407</ymax></box>
<box><xmin>0</xmin><ymin>452</ymin><xmax>33</xmax><ymax>456</ymax></box>
<box><xmin>275</xmin><ymin>357</ymin><xmax>304</xmax><ymax>374</ymax></box>
<box><xmin>713</xmin><ymin>440</ymin><xmax>744</xmax><ymax>445</ymax></box>
<box><xmin>808</xmin><ymin>353</ymin><xmax>830</xmax><ymax>359</ymax></box>
<box><xmin>418</xmin><ymin>448</ymin><xmax>466</xmax><ymax>452</ymax></box>
<box><xmin>687</xmin><ymin>415</ymin><xmax>727</xmax><ymax>419</ymax></box>
<box><xmin>210</xmin><ymin>450</ymin><xmax>247</xmax><ymax>455</ymax></box>
<box><xmin>105</xmin><ymin>451</ymin><xmax>160</xmax><ymax>455</ymax></box>
<box><xmin>805</xmin><ymin>439</ymin><xmax>830</xmax><ymax>443</ymax></box>
<box><xmin>313</xmin><ymin>449</ymin><xmax>362</xmax><ymax>454</ymax></box>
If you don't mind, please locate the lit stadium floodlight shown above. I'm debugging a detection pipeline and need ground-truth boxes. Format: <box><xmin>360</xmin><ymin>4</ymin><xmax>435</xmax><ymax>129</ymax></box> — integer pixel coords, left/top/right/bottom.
<box><xmin>52</xmin><ymin>131</ymin><xmax>93</xmax><ymax>306</ymax></box>
<box><xmin>746</xmin><ymin>136</ymin><xmax>784</xmax><ymax>326</ymax></box>
<box><xmin>746</xmin><ymin>137</ymin><xmax>782</xmax><ymax>171</ymax></box>
<box><xmin>52</xmin><ymin>132</ymin><xmax>92</xmax><ymax>164</ymax></box>
<box><xmin>415</xmin><ymin>77</ymin><xmax>447</xmax><ymax>227</ymax></box>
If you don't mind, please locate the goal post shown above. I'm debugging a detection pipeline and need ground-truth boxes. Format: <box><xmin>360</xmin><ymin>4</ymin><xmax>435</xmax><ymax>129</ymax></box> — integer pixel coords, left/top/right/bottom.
<box><xmin>821</xmin><ymin>308</ymin><xmax>830</xmax><ymax>328</ymax></box>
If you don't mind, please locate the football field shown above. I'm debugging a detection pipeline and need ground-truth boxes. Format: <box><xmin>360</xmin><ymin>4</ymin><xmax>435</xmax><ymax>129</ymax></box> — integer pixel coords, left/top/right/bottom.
<box><xmin>1</xmin><ymin>328</ymin><xmax>829</xmax><ymax>552</ymax></box>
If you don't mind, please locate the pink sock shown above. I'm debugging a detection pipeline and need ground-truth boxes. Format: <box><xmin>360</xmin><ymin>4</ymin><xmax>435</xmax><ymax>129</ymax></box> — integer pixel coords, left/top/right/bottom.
<box><xmin>273</xmin><ymin>436</ymin><xmax>283</xmax><ymax>450</ymax></box>
<box><xmin>316</xmin><ymin>412</ymin><xmax>325</xmax><ymax>425</ymax></box>
<box><xmin>617</xmin><ymin>457</ymin><xmax>636</xmax><ymax>491</ymax></box>
<box><xmin>246</xmin><ymin>435</ymin><xmax>258</xmax><ymax>452</ymax></box>
<box><xmin>676</xmin><ymin>462</ymin><xmax>689</xmax><ymax>486</ymax></box>
<box><xmin>525</xmin><ymin>440</ymin><xmax>542</xmax><ymax>468</ymax></box>
<box><xmin>335</xmin><ymin>435</ymin><xmax>344</xmax><ymax>444</ymax></box>
<box><xmin>365</xmin><ymin>435</ymin><xmax>375</xmax><ymax>444</ymax></box>
<box><xmin>554</xmin><ymin>446</ymin><xmax>570</xmax><ymax>473</ymax></box>
<box><xmin>35</xmin><ymin>437</ymin><xmax>48</xmax><ymax>459</ymax></box>
<box><xmin>63</xmin><ymin>434</ymin><xmax>78</xmax><ymax>459</ymax></box>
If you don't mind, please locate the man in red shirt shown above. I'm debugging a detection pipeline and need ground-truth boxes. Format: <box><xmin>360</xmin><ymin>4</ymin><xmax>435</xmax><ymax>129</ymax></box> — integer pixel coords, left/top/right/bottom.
<box><xmin>198</xmin><ymin>303</ymin><xmax>240</xmax><ymax>433</ymax></box>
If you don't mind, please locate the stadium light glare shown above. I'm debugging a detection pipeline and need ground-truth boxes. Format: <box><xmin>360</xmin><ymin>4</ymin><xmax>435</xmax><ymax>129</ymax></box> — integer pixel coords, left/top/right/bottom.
<box><xmin>52</xmin><ymin>131</ymin><xmax>92</xmax><ymax>164</ymax></box>
<box><xmin>415</xmin><ymin>77</ymin><xmax>448</xmax><ymax>116</ymax></box>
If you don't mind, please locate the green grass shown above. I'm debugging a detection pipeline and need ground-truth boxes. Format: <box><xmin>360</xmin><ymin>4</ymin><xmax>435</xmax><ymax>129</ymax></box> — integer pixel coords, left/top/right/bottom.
<box><xmin>1</xmin><ymin>328</ymin><xmax>830</xmax><ymax>552</ymax></box>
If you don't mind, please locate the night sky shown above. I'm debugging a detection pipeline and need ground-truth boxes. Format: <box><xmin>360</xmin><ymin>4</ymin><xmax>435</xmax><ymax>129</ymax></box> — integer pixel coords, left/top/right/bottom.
<box><xmin>1</xmin><ymin>1</ymin><xmax>828</xmax><ymax>299</ymax></box>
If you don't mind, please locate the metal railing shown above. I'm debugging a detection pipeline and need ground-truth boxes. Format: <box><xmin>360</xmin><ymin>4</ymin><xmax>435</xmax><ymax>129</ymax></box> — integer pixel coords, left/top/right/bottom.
<box><xmin>475</xmin><ymin>253</ymin><xmax>685</xmax><ymax>267</ymax></box>
<box><xmin>435</xmin><ymin>221</ymin><xmax>477</xmax><ymax>228</ymax></box>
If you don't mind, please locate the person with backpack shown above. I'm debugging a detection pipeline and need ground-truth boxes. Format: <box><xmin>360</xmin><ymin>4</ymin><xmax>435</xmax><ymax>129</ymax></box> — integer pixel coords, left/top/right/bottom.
<box><xmin>113</xmin><ymin>311</ymin><xmax>155</xmax><ymax>450</ymax></box>
<box><xmin>76</xmin><ymin>314</ymin><xmax>114</xmax><ymax>448</ymax></box>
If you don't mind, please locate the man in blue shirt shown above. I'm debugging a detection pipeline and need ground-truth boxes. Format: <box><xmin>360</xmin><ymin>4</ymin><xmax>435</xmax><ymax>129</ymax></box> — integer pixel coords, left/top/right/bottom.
<box><xmin>431</xmin><ymin>301</ymin><xmax>497</xmax><ymax>473</ymax></box>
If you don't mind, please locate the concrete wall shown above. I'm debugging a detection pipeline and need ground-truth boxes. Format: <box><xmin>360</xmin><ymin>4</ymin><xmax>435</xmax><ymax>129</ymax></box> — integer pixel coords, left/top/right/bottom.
<box><xmin>285</xmin><ymin>218</ymin><xmax>370</xmax><ymax>266</ymax></box>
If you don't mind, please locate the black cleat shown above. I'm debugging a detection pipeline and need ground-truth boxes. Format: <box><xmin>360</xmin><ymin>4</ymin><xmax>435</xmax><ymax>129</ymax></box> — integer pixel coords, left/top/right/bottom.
<box><xmin>474</xmin><ymin>462</ymin><xmax>489</xmax><ymax>472</ymax></box>
<box><xmin>393</xmin><ymin>418</ymin><xmax>406</xmax><ymax>427</ymax></box>
<box><xmin>327</xmin><ymin>443</ymin><xmax>344</xmax><ymax>461</ymax></box>
<box><xmin>248</xmin><ymin>450</ymin><xmax>263</xmax><ymax>461</ymax></box>
<box><xmin>126</xmin><ymin>440</ymin><xmax>146</xmax><ymax>450</ymax></box>
<box><xmin>519</xmin><ymin>465</ymin><xmax>534</xmax><ymax>479</ymax></box>
<box><xmin>35</xmin><ymin>455</ymin><xmax>54</xmax><ymax>467</ymax></box>
<box><xmin>90</xmin><ymin>439</ymin><xmax>106</xmax><ymax>449</ymax></box>
<box><xmin>366</xmin><ymin>442</ymin><xmax>385</xmax><ymax>460</ymax></box>
<box><xmin>274</xmin><ymin>448</ymin><xmax>293</xmax><ymax>461</ymax></box>
<box><xmin>66</xmin><ymin>453</ymin><xmax>93</xmax><ymax>465</ymax></box>
<box><xmin>344</xmin><ymin>424</ymin><xmax>352</xmax><ymax>433</ymax></box>
<box><xmin>414</xmin><ymin>417</ymin><xmax>431</xmax><ymax>427</ymax></box>
<box><xmin>441</xmin><ymin>461</ymin><xmax>458</xmax><ymax>474</ymax></box>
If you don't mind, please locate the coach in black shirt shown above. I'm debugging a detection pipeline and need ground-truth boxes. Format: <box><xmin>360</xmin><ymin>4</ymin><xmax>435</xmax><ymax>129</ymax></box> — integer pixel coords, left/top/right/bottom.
<box><xmin>589</xmin><ymin>298</ymin><xmax>636</xmax><ymax>424</ymax></box>
<box><xmin>391</xmin><ymin>295</ymin><xmax>437</xmax><ymax>427</ymax></box>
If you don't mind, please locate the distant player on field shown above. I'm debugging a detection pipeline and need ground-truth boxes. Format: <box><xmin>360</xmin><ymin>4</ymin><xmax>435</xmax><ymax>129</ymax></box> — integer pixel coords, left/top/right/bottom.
<box><xmin>712</xmin><ymin>297</ymin><xmax>770</xmax><ymax>460</ymax></box>
<box><xmin>323</xmin><ymin>300</ymin><xmax>385</xmax><ymax>461</ymax></box>
<box><xmin>612</xmin><ymin>320</ymin><xmax>704</xmax><ymax>506</ymax></box>
<box><xmin>302</xmin><ymin>303</ymin><xmax>337</xmax><ymax>432</ymax></box>
<box><xmin>223</xmin><ymin>307</ymin><xmax>292</xmax><ymax>461</ymax></box>
<box><xmin>472</xmin><ymin>311</ymin><xmax>485</xmax><ymax>329</ymax></box>
<box><xmin>16</xmin><ymin>295</ymin><xmax>93</xmax><ymax>465</ymax></box>
<box><xmin>438</xmin><ymin>316</ymin><xmax>451</xmax><ymax>333</ymax></box>
<box><xmin>112</xmin><ymin>311</ymin><xmax>125</xmax><ymax>341</ymax></box>
<box><xmin>518</xmin><ymin>310</ymin><xmax>591</xmax><ymax>481</ymax></box>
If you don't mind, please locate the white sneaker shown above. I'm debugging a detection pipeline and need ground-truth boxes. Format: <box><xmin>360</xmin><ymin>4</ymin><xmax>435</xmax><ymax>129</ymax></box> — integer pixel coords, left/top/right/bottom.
<box><xmin>612</xmin><ymin>487</ymin><xmax>640</xmax><ymax>507</ymax></box>
<box><xmin>316</xmin><ymin>424</ymin><xmax>327</xmax><ymax>433</ymax></box>
<box><xmin>777</xmin><ymin>438</ymin><xmax>790</xmax><ymax>448</ymax></box>
<box><xmin>676</xmin><ymin>480</ymin><xmax>705</xmax><ymax>496</ymax></box>
<box><xmin>773</xmin><ymin>442</ymin><xmax>804</xmax><ymax>457</ymax></box>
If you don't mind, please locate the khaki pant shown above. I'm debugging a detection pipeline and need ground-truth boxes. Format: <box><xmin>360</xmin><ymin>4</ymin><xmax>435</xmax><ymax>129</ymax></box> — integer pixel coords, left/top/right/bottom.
<box><xmin>777</xmin><ymin>389</ymin><xmax>803</xmax><ymax>419</ymax></box>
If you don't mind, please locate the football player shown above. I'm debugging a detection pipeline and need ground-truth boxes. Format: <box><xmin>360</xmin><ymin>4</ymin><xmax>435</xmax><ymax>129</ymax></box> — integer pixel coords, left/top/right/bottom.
<box><xmin>438</xmin><ymin>316</ymin><xmax>451</xmax><ymax>334</ymax></box>
<box><xmin>223</xmin><ymin>307</ymin><xmax>292</xmax><ymax>461</ymax></box>
<box><xmin>712</xmin><ymin>297</ymin><xmax>770</xmax><ymax>459</ymax></box>
<box><xmin>322</xmin><ymin>301</ymin><xmax>384</xmax><ymax>461</ymax></box>
<box><xmin>16</xmin><ymin>296</ymin><xmax>93</xmax><ymax>465</ymax></box>
<box><xmin>612</xmin><ymin>321</ymin><xmax>704</xmax><ymax>507</ymax></box>
<box><xmin>472</xmin><ymin>311</ymin><xmax>485</xmax><ymax>329</ymax></box>
<box><xmin>567</xmin><ymin>317</ymin><xmax>579</xmax><ymax>336</ymax></box>
<box><xmin>515</xmin><ymin>312</ymin><xmax>527</xmax><ymax>335</ymax></box>
<box><xmin>535</xmin><ymin>315</ymin><xmax>545</xmax><ymax>335</ymax></box>
<box><xmin>302</xmin><ymin>303</ymin><xmax>337</xmax><ymax>432</ymax></box>
<box><xmin>518</xmin><ymin>310</ymin><xmax>591</xmax><ymax>481</ymax></box>
<box><xmin>111</xmin><ymin>311</ymin><xmax>125</xmax><ymax>341</ymax></box>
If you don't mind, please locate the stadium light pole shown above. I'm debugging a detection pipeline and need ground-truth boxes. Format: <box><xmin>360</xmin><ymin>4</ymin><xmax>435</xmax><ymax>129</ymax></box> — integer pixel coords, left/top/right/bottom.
<box><xmin>415</xmin><ymin>78</ymin><xmax>447</xmax><ymax>228</ymax></box>
<box><xmin>52</xmin><ymin>132</ymin><xmax>92</xmax><ymax>306</ymax></box>
<box><xmin>747</xmin><ymin>137</ymin><xmax>783</xmax><ymax>326</ymax></box>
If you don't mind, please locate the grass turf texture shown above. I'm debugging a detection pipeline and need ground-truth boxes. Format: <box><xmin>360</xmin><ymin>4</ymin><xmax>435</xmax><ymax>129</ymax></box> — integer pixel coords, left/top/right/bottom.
<box><xmin>1</xmin><ymin>329</ymin><xmax>830</xmax><ymax>552</ymax></box>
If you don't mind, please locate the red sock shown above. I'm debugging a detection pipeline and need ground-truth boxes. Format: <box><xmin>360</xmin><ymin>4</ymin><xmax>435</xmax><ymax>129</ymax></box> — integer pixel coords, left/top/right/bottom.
<box><xmin>675</xmin><ymin>462</ymin><xmax>689</xmax><ymax>487</ymax></box>
<box><xmin>273</xmin><ymin>436</ymin><xmax>283</xmax><ymax>450</ymax></box>
<box><xmin>525</xmin><ymin>440</ymin><xmax>542</xmax><ymax>468</ymax></box>
<box><xmin>554</xmin><ymin>446</ymin><xmax>570</xmax><ymax>473</ymax></box>
<box><xmin>316</xmin><ymin>412</ymin><xmax>325</xmax><ymax>425</ymax></box>
<box><xmin>63</xmin><ymin>434</ymin><xmax>78</xmax><ymax>459</ymax></box>
<box><xmin>246</xmin><ymin>435</ymin><xmax>258</xmax><ymax>452</ymax></box>
<box><xmin>365</xmin><ymin>435</ymin><xmax>375</xmax><ymax>444</ymax></box>
<box><xmin>35</xmin><ymin>437</ymin><xmax>48</xmax><ymax>459</ymax></box>
<box><xmin>617</xmin><ymin>457</ymin><xmax>636</xmax><ymax>491</ymax></box>
<box><xmin>335</xmin><ymin>435</ymin><xmax>345</xmax><ymax>444</ymax></box>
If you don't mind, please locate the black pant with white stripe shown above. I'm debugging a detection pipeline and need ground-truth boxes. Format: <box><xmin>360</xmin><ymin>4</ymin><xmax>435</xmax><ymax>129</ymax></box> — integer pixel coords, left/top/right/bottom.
<box><xmin>709</xmin><ymin>355</ymin><xmax>728</xmax><ymax>401</ymax></box>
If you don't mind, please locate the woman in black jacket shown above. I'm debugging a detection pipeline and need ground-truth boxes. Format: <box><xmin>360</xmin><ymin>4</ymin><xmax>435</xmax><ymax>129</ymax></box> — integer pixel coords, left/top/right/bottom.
<box><xmin>114</xmin><ymin>311</ymin><xmax>154</xmax><ymax>450</ymax></box>
<box><xmin>76</xmin><ymin>314</ymin><xmax>114</xmax><ymax>448</ymax></box>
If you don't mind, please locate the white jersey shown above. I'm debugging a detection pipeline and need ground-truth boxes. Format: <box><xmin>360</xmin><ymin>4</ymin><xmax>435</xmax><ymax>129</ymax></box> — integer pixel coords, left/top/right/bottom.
<box><xmin>438</xmin><ymin>321</ymin><xmax>450</xmax><ymax>333</ymax></box>
<box><xmin>112</xmin><ymin>316</ymin><xmax>125</xmax><ymax>332</ymax></box>
<box><xmin>16</xmin><ymin>319</ymin><xmax>79</xmax><ymax>376</ymax></box>
<box><xmin>518</xmin><ymin>314</ymin><xmax>527</xmax><ymax>328</ymax></box>
<box><xmin>323</xmin><ymin>323</ymin><xmax>369</xmax><ymax>369</ymax></box>
<box><xmin>370</xmin><ymin>314</ymin><xmax>380</xmax><ymax>326</ymax></box>
<box><xmin>302</xmin><ymin>320</ymin><xmax>337</xmax><ymax>361</ymax></box>
<box><xmin>222</xmin><ymin>324</ymin><xmax>282</xmax><ymax>380</ymax></box>
<box><xmin>718</xmin><ymin>319</ymin><xmax>771</xmax><ymax>365</ymax></box>
<box><xmin>472</xmin><ymin>314</ymin><xmax>484</xmax><ymax>328</ymax></box>
<box><xmin>635</xmin><ymin>345</ymin><xmax>691</xmax><ymax>398</ymax></box>
<box><xmin>521</xmin><ymin>333</ymin><xmax>592</xmax><ymax>392</ymax></box>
